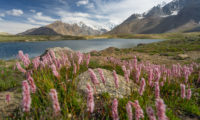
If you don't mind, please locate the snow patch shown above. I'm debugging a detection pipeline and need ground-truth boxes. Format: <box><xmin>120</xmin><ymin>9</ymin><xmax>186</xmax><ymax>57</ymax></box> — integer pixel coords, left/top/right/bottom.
<box><xmin>171</xmin><ymin>10</ymin><xmax>179</xmax><ymax>15</ymax></box>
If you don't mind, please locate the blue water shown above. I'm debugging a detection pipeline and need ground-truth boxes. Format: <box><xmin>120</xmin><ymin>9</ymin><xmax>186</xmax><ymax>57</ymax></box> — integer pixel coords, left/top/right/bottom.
<box><xmin>0</xmin><ymin>39</ymin><xmax>162</xmax><ymax>60</ymax></box>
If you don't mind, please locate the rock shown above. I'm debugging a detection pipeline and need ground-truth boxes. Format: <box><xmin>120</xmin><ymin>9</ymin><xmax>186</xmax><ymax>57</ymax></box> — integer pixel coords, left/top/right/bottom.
<box><xmin>137</xmin><ymin>43</ymin><xmax>146</xmax><ymax>47</ymax></box>
<box><xmin>160</xmin><ymin>53</ymin><xmax>170</xmax><ymax>56</ymax></box>
<box><xmin>77</xmin><ymin>69</ymin><xmax>138</xmax><ymax>98</ymax></box>
<box><xmin>41</xmin><ymin>47</ymin><xmax>74</xmax><ymax>58</ymax></box>
<box><xmin>175</xmin><ymin>54</ymin><xmax>190</xmax><ymax>60</ymax></box>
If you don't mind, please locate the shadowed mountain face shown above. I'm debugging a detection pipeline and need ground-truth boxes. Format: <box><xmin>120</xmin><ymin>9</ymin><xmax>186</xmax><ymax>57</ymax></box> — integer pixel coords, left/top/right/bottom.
<box><xmin>109</xmin><ymin>0</ymin><xmax>200</xmax><ymax>34</ymax></box>
<box><xmin>19</xmin><ymin>21</ymin><xmax>106</xmax><ymax>36</ymax></box>
<box><xmin>18</xmin><ymin>27</ymin><xmax>59</xmax><ymax>35</ymax></box>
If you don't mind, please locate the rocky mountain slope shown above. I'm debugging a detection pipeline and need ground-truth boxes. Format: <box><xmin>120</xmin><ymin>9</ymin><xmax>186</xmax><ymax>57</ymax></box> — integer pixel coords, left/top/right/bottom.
<box><xmin>108</xmin><ymin>0</ymin><xmax>200</xmax><ymax>34</ymax></box>
<box><xmin>19</xmin><ymin>21</ymin><xmax>107</xmax><ymax>36</ymax></box>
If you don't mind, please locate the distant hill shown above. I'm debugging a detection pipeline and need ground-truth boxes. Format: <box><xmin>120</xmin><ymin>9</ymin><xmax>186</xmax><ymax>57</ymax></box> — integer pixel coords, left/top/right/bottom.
<box><xmin>108</xmin><ymin>0</ymin><xmax>200</xmax><ymax>34</ymax></box>
<box><xmin>18</xmin><ymin>21</ymin><xmax>107</xmax><ymax>36</ymax></box>
<box><xmin>0</xmin><ymin>32</ymin><xmax>11</xmax><ymax>35</ymax></box>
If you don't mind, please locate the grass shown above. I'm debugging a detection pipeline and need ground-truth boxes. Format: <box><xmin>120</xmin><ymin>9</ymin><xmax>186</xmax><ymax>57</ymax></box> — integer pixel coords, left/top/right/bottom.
<box><xmin>131</xmin><ymin>33</ymin><xmax>200</xmax><ymax>56</ymax></box>
<box><xmin>0</xmin><ymin>35</ymin><xmax>86</xmax><ymax>42</ymax></box>
<box><xmin>5</xmin><ymin>52</ymin><xmax>199</xmax><ymax>120</ymax></box>
<box><xmin>1</xmin><ymin>32</ymin><xmax>200</xmax><ymax>42</ymax></box>
<box><xmin>0</xmin><ymin>60</ymin><xmax>23</xmax><ymax>91</ymax></box>
<box><xmin>0</xmin><ymin>32</ymin><xmax>200</xmax><ymax>119</ymax></box>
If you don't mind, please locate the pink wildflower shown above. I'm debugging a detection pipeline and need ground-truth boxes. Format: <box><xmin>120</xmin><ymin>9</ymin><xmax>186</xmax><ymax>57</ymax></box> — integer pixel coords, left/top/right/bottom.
<box><xmin>139</xmin><ymin>78</ymin><xmax>146</xmax><ymax>96</ymax></box>
<box><xmin>148</xmin><ymin>69</ymin><xmax>153</xmax><ymax>86</ymax></box>
<box><xmin>51</xmin><ymin>64</ymin><xmax>60</xmax><ymax>78</ymax></box>
<box><xmin>73</xmin><ymin>63</ymin><xmax>77</xmax><ymax>74</ymax></box>
<box><xmin>32</xmin><ymin>57</ymin><xmax>40</xmax><ymax>69</ymax></box>
<box><xmin>16</xmin><ymin>62</ymin><xmax>26</xmax><ymax>73</ymax></box>
<box><xmin>86</xmin><ymin>53</ymin><xmax>91</xmax><ymax>67</ymax></box>
<box><xmin>126</xmin><ymin>101</ymin><xmax>133</xmax><ymax>120</ymax></box>
<box><xmin>135</xmin><ymin>67</ymin><xmax>141</xmax><ymax>83</ymax></box>
<box><xmin>156</xmin><ymin>98</ymin><xmax>168</xmax><ymax>120</ymax></box>
<box><xmin>112</xmin><ymin>98</ymin><xmax>119</xmax><ymax>120</ymax></box>
<box><xmin>88</xmin><ymin>69</ymin><xmax>99</xmax><ymax>85</ymax></box>
<box><xmin>27</xmin><ymin>76</ymin><xmax>37</xmax><ymax>93</ymax></box>
<box><xmin>146</xmin><ymin>106</ymin><xmax>156</xmax><ymax>120</ymax></box>
<box><xmin>22</xmin><ymin>80</ymin><xmax>31</xmax><ymax>112</ymax></box>
<box><xmin>86</xmin><ymin>84</ymin><xmax>94</xmax><ymax>113</ymax></box>
<box><xmin>133</xmin><ymin>56</ymin><xmax>137</xmax><ymax>70</ymax></box>
<box><xmin>186</xmin><ymin>89</ymin><xmax>192</xmax><ymax>100</ymax></box>
<box><xmin>77</xmin><ymin>51</ymin><xmax>83</xmax><ymax>65</ymax></box>
<box><xmin>122</xmin><ymin>65</ymin><xmax>126</xmax><ymax>73</ymax></box>
<box><xmin>18</xmin><ymin>51</ymin><xmax>31</xmax><ymax>67</ymax></box>
<box><xmin>180</xmin><ymin>84</ymin><xmax>186</xmax><ymax>99</ymax></box>
<box><xmin>113</xmin><ymin>70</ymin><xmax>119</xmax><ymax>89</ymax></box>
<box><xmin>49</xmin><ymin>89</ymin><xmax>61</xmax><ymax>116</ymax></box>
<box><xmin>6</xmin><ymin>94</ymin><xmax>10</xmax><ymax>104</ymax></box>
<box><xmin>155</xmin><ymin>82</ymin><xmax>160</xmax><ymax>98</ymax></box>
<box><xmin>133</xmin><ymin>100</ymin><xmax>144</xmax><ymax>120</ymax></box>
<box><xmin>155</xmin><ymin>68</ymin><xmax>161</xmax><ymax>82</ymax></box>
<box><xmin>98</xmin><ymin>68</ymin><xmax>106</xmax><ymax>85</ymax></box>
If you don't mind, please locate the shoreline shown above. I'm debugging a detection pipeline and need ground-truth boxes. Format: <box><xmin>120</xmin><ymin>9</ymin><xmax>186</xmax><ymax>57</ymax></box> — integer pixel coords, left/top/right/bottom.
<box><xmin>1</xmin><ymin>32</ymin><xmax>199</xmax><ymax>42</ymax></box>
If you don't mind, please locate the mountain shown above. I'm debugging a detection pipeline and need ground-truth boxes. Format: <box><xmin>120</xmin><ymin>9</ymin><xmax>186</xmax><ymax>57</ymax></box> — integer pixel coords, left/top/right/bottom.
<box><xmin>19</xmin><ymin>21</ymin><xmax>107</xmax><ymax>36</ymax></box>
<box><xmin>0</xmin><ymin>32</ymin><xmax>11</xmax><ymax>35</ymax></box>
<box><xmin>108</xmin><ymin>0</ymin><xmax>200</xmax><ymax>34</ymax></box>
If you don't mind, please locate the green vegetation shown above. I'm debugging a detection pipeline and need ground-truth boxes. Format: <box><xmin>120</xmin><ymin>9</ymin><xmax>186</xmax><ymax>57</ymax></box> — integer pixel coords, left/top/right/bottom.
<box><xmin>1</xmin><ymin>32</ymin><xmax>200</xmax><ymax>42</ymax></box>
<box><xmin>10</xmin><ymin>55</ymin><xmax>200</xmax><ymax>120</ymax></box>
<box><xmin>0</xmin><ymin>60</ymin><xmax>23</xmax><ymax>91</ymax></box>
<box><xmin>0</xmin><ymin>35</ymin><xmax>86</xmax><ymax>42</ymax></box>
<box><xmin>131</xmin><ymin>33</ymin><xmax>200</xmax><ymax>56</ymax></box>
<box><xmin>0</xmin><ymin>32</ymin><xmax>200</xmax><ymax>119</ymax></box>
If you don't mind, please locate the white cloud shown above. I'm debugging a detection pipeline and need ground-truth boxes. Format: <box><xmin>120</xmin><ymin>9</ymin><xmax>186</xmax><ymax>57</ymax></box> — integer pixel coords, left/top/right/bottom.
<box><xmin>30</xmin><ymin>9</ymin><xmax>36</xmax><ymax>13</ymax></box>
<box><xmin>34</xmin><ymin>12</ymin><xmax>57</xmax><ymax>22</ymax></box>
<box><xmin>6</xmin><ymin>9</ymin><xmax>24</xmax><ymax>16</ymax></box>
<box><xmin>58</xmin><ymin>0</ymin><xmax>67</xmax><ymax>4</ymax></box>
<box><xmin>27</xmin><ymin>18</ymin><xmax>50</xmax><ymax>26</ymax></box>
<box><xmin>58</xmin><ymin>11</ymin><xmax>114</xmax><ymax>30</ymax></box>
<box><xmin>90</xmin><ymin>0</ymin><xmax>173</xmax><ymax>25</ymax></box>
<box><xmin>76</xmin><ymin>0</ymin><xmax>94</xmax><ymax>9</ymax></box>
<box><xmin>0</xmin><ymin>13</ymin><xmax>5</xmax><ymax>17</ymax></box>
<box><xmin>0</xmin><ymin>20</ymin><xmax>39</xmax><ymax>34</ymax></box>
<box><xmin>76</xmin><ymin>0</ymin><xmax>89</xmax><ymax>6</ymax></box>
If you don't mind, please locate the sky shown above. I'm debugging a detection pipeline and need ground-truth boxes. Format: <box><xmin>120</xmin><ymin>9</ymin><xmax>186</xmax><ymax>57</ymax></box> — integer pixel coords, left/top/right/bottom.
<box><xmin>0</xmin><ymin>0</ymin><xmax>173</xmax><ymax>34</ymax></box>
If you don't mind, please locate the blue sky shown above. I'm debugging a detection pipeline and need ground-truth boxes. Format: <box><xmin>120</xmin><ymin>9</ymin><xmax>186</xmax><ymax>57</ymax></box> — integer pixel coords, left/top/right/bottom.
<box><xmin>0</xmin><ymin>0</ymin><xmax>172</xmax><ymax>34</ymax></box>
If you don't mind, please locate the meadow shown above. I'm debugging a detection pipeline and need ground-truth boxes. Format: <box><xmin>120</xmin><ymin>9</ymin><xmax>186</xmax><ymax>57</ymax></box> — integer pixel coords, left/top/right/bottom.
<box><xmin>0</xmin><ymin>33</ymin><xmax>200</xmax><ymax>119</ymax></box>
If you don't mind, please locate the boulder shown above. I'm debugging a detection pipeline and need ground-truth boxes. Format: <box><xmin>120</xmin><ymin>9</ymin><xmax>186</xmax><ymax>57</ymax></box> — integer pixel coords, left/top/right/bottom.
<box><xmin>77</xmin><ymin>69</ymin><xmax>138</xmax><ymax>98</ymax></box>
<box><xmin>175</xmin><ymin>54</ymin><xmax>189</xmax><ymax>60</ymax></box>
<box><xmin>41</xmin><ymin>47</ymin><xmax>74</xmax><ymax>58</ymax></box>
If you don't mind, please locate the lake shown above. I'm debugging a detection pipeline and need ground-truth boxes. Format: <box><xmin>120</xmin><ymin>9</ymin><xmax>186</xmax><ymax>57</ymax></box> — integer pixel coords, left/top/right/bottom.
<box><xmin>0</xmin><ymin>39</ymin><xmax>162</xmax><ymax>60</ymax></box>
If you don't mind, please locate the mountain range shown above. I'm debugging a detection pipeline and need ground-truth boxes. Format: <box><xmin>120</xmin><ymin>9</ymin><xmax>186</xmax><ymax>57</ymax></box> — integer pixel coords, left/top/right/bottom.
<box><xmin>19</xmin><ymin>0</ymin><xmax>200</xmax><ymax>36</ymax></box>
<box><xmin>108</xmin><ymin>0</ymin><xmax>200</xmax><ymax>34</ymax></box>
<box><xmin>18</xmin><ymin>21</ymin><xmax>108</xmax><ymax>36</ymax></box>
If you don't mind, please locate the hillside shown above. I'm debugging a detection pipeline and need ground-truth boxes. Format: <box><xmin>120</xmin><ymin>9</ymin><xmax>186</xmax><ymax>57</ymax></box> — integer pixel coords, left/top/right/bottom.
<box><xmin>109</xmin><ymin>0</ymin><xmax>200</xmax><ymax>34</ymax></box>
<box><xmin>19</xmin><ymin>21</ymin><xmax>106</xmax><ymax>36</ymax></box>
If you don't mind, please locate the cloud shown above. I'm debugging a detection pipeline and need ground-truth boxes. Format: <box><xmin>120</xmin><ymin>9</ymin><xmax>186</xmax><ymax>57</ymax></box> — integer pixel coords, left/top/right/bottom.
<box><xmin>0</xmin><ymin>20</ymin><xmax>39</xmax><ymax>34</ymax></box>
<box><xmin>58</xmin><ymin>11</ymin><xmax>114</xmax><ymax>30</ymax></box>
<box><xmin>33</xmin><ymin>12</ymin><xmax>57</xmax><ymax>22</ymax></box>
<box><xmin>58</xmin><ymin>0</ymin><xmax>67</xmax><ymax>4</ymax></box>
<box><xmin>76</xmin><ymin>0</ymin><xmax>94</xmax><ymax>9</ymax></box>
<box><xmin>30</xmin><ymin>9</ymin><xmax>36</xmax><ymax>13</ymax></box>
<box><xmin>91</xmin><ymin>0</ymin><xmax>173</xmax><ymax>25</ymax></box>
<box><xmin>76</xmin><ymin>0</ymin><xmax>89</xmax><ymax>6</ymax></box>
<box><xmin>27</xmin><ymin>18</ymin><xmax>50</xmax><ymax>26</ymax></box>
<box><xmin>6</xmin><ymin>9</ymin><xmax>23</xmax><ymax>16</ymax></box>
<box><xmin>0</xmin><ymin>13</ymin><xmax>5</xmax><ymax>17</ymax></box>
